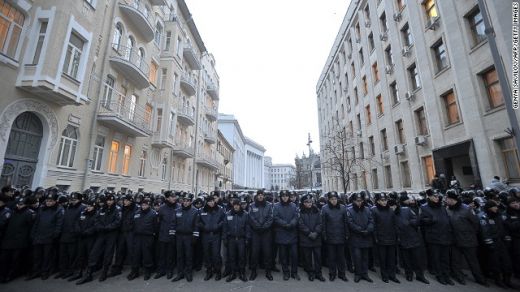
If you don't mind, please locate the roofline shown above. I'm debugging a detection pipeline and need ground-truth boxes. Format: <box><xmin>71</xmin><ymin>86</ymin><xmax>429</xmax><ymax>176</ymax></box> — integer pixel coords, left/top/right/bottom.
<box><xmin>217</xmin><ymin>129</ymin><xmax>235</xmax><ymax>151</ymax></box>
<box><xmin>178</xmin><ymin>0</ymin><xmax>207</xmax><ymax>53</ymax></box>
<box><xmin>218</xmin><ymin>114</ymin><xmax>247</xmax><ymax>143</ymax></box>
<box><xmin>245</xmin><ymin>137</ymin><xmax>266</xmax><ymax>152</ymax></box>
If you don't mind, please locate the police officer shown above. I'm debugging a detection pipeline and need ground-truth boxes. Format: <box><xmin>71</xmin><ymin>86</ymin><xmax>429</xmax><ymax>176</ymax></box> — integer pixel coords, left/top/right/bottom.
<box><xmin>77</xmin><ymin>192</ymin><xmax>122</xmax><ymax>284</ymax></box>
<box><xmin>171</xmin><ymin>192</ymin><xmax>200</xmax><ymax>282</ymax></box>
<box><xmin>248</xmin><ymin>189</ymin><xmax>274</xmax><ymax>281</ymax></box>
<box><xmin>56</xmin><ymin>192</ymin><xmax>85</xmax><ymax>279</ymax></box>
<box><xmin>223</xmin><ymin>197</ymin><xmax>250</xmax><ymax>282</ymax></box>
<box><xmin>0</xmin><ymin>197</ymin><xmax>34</xmax><ymax>283</ymax></box>
<box><xmin>371</xmin><ymin>192</ymin><xmax>399</xmax><ymax>283</ymax></box>
<box><xmin>69</xmin><ymin>197</ymin><xmax>97</xmax><ymax>282</ymax></box>
<box><xmin>108</xmin><ymin>194</ymin><xmax>137</xmax><ymax>278</ymax></box>
<box><xmin>321</xmin><ymin>191</ymin><xmax>349</xmax><ymax>282</ymax></box>
<box><xmin>127</xmin><ymin>198</ymin><xmax>158</xmax><ymax>281</ymax></box>
<box><xmin>504</xmin><ymin>196</ymin><xmax>520</xmax><ymax>279</ymax></box>
<box><xmin>419</xmin><ymin>190</ymin><xmax>453</xmax><ymax>285</ymax></box>
<box><xmin>346</xmin><ymin>192</ymin><xmax>374</xmax><ymax>283</ymax></box>
<box><xmin>479</xmin><ymin>200</ymin><xmax>514</xmax><ymax>288</ymax></box>
<box><xmin>154</xmin><ymin>190</ymin><xmax>177</xmax><ymax>279</ymax></box>
<box><xmin>395</xmin><ymin>192</ymin><xmax>429</xmax><ymax>284</ymax></box>
<box><xmin>298</xmin><ymin>194</ymin><xmax>325</xmax><ymax>282</ymax></box>
<box><xmin>273</xmin><ymin>190</ymin><xmax>300</xmax><ymax>281</ymax></box>
<box><xmin>199</xmin><ymin>192</ymin><xmax>225</xmax><ymax>281</ymax></box>
<box><xmin>445</xmin><ymin>189</ymin><xmax>487</xmax><ymax>286</ymax></box>
<box><xmin>28</xmin><ymin>191</ymin><xmax>64</xmax><ymax>280</ymax></box>
<box><xmin>0</xmin><ymin>194</ymin><xmax>11</xmax><ymax>243</ymax></box>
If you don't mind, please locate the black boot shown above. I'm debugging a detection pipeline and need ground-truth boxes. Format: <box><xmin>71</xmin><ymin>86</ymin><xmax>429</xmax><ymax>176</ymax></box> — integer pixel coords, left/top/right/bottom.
<box><xmin>76</xmin><ymin>268</ymin><xmax>93</xmax><ymax>285</ymax></box>
<box><xmin>316</xmin><ymin>274</ymin><xmax>326</xmax><ymax>282</ymax></box>
<box><xmin>107</xmin><ymin>267</ymin><xmax>122</xmax><ymax>278</ymax></box>
<box><xmin>226</xmin><ymin>272</ymin><xmax>236</xmax><ymax>282</ymax></box>
<box><xmin>204</xmin><ymin>269</ymin><xmax>213</xmax><ymax>281</ymax></box>
<box><xmin>249</xmin><ymin>269</ymin><xmax>257</xmax><ymax>281</ymax></box>
<box><xmin>215</xmin><ymin>270</ymin><xmax>222</xmax><ymax>281</ymax></box>
<box><xmin>186</xmin><ymin>274</ymin><xmax>193</xmax><ymax>282</ymax></box>
<box><xmin>291</xmin><ymin>273</ymin><xmax>301</xmax><ymax>281</ymax></box>
<box><xmin>239</xmin><ymin>271</ymin><xmax>247</xmax><ymax>282</ymax></box>
<box><xmin>166</xmin><ymin>271</ymin><xmax>174</xmax><ymax>279</ymax></box>
<box><xmin>338</xmin><ymin>274</ymin><xmax>349</xmax><ymax>282</ymax></box>
<box><xmin>68</xmin><ymin>271</ymin><xmax>83</xmax><ymax>282</ymax></box>
<box><xmin>308</xmin><ymin>274</ymin><xmax>315</xmax><ymax>281</ymax></box>
<box><xmin>283</xmin><ymin>272</ymin><xmax>290</xmax><ymax>281</ymax></box>
<box><xmin>25</xmin><ymin>272</ymin><xmax>40</xmax><ymax>281</ymax></box>
<box><xmin>266</xmin><ymin>271</ymin><xmax>273</xmax><ymax>281</ymax></box>
<box><xmin>171</xmin><ymin>274</ymin><xmax>184</xmax><ymax>282</ymax></box>
<box><xmin>98</xmin><ymin>267</ymin><xmax>108</xmax><ymax>282</ymax></box>
<box><xmin>143</xmin><ymin>269</ymin><xmax>151</xmax><ymax>281</ymax></box>
<box><xmin>154</xmin><ymin>271</ymin><xmax>165</xmax><ymax>279</ymax></box>
<box><xmin>416</xmin><ymin>273</ymin><xmax>430</xmax><ymax>284</ymax></box>
<box><xmin>504</xmin><ymin>273</ymin><xmax>515</xmax><ymax>289</ymax></box>
<box><xmin>127</xmin><ymin>268</ymin><xmax>139</xmax><ymax>281</ymax></box>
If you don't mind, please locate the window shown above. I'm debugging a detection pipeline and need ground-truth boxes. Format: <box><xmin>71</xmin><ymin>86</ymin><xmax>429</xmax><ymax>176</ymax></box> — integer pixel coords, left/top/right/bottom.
<box><xmin>137</xmin><ymin>47</ymin><xmax>144</xmax><ymax>67</ymax></box>
<box><xmin>160</xmin><ymin>68</ymin><xmax>167</xmax><ymax>90</ymax></box>
<box><xmin>408</xmin><ymin>63</ymin><xmax>421</xmax><ymax>90</ymax></box>
<box><xmin>381</xmin><ymin>128</ymin><xmax>388</xmax><ymax>151</ymax></box>
<box><xmin>362</xmin><ymin>76</ymin><xmax>368</xmax><ymax>95</ymax></box>
<box><xmin>176</xmin><ymin>37</ymin><xmax>182</xmax><ymax>57</ymax></box>
<box><xmin>161</xmin><ymin>158</ymin><xmax>167</xmax><ymax>181</ymax></box>
<box><xmin>156</xmin><ymin>108</ymin><xmax>162</xmax><ymax>132</ymax></box>
<box><xmin>401</xmin><ymin>23</ymin><xmax>413</xmax><ymax>47</ymax></box>
<box><xmin>372</xmin><ymin>62</ymin><xmax>380</xmax><ymax>83</ymax></box>
<box><xmin>361</xmin><ymin>171</ymin><xmax>367</xmax><ymax>189</ymax></box>
<box><xmin>0</xmin><ymin>0</ymin><xmax>24</xmax><ymax>59</ymax></box>
<box><xmin>385</xmin><ymin>165</ymin><xmax>393</xmax><ymax>188</ymax></box>
<box><xmin>354</xmin><ymin>87</ymin><xmax>359</xmax><ymax>104</ymax></box>
<box><xmin>365</xmin><ymin>105</ymin><xmax>372</xmax><ymax>124</ymax></box>
<box><xmin>423</xmin><ymin>155</ymin><xmax>435</xmax><ymax>185</ymax></box>
<box><xmin>364</xmin><ymin>4</ymin><xmax>370</xmax><ymax>20</ymax></box>
<box><xmin>415</xmin><ymin>107</ymin><xmax>429</xmax><ymax>135</ymax></box>
<box><xmin>498</xmin><ymin>138</ymin><xmax>520</xmax><ymax>180</ymax></box>
<box><xmin>432</xmin><ymin>39</ymin><xmax>448</xmax><ymax>72</ymax></box>
<box><xmin>423</xmin><ymin>0</ymin><xmax>438</xmax><ymax>20</ymax></box>
<box><xmin>108</xmin><ymin>141</ymin><xmax>119</xmax><ymax>173</ymax></box>
<box><xmin>397</xmin><ymin>0</ymin><xmax>405</xmax><ymax>11</ymax></box>
<box><xmin>396</xmin><ymin>119</ymin><xmax>405</xmax><ymax>144</ymax></box>
<box><xmin>145</xmin><ymin>103</ymin><xmax>152</xmax><ymax>129</ymax></box>
<box><xmin>351</xmin><ymin>62</ymin><xmax>356</xmax><ymax>77</ymax></box>
<box><xmin>149</xmin><ymin>62</ymin><xmax>158</xmax><ymax>85</ymax></box>
<box><xmin>125</xmin><ymin>36</ymin><xmax>134</xmax><ymax>60</ymax></box>
<box><xmin>122</xmin><ymin>145</ymin><xmax>131</xmax><ymax>175</ymax></box>
<box><xmin>112</xmin><ymin>23</ymin><xmax>123</xmax><ymax>50</ymax></box>
<box><xmin>368</xmin><ymin>32</ymin><xmax>375</xmax><ymax>52</ymax></box>
<box><xmin>379</xmin><ymin>12</ymin><xmax>388</xmax><ymax>33</ymax></box>
<box><xmin>355</xmin><ymin>23</ymin><xmax>361</xmax><ymax>40</ymax></box>
<box><xmin>376</xmin><ymin>94</ymin><xmax>384</xmax><ymax>115</ymax></box>
<box><xmin>467</xmin><ymin>8</ymin><xmax>486</xmax><ymax>46</ymax></box>
<box><xmin>385</xmin><ymin>46</ymin><xmax>393</xmax><ymax>66</ymax></box>
<box><xmin>369</xmin><ymin>136</ymin><xmax>375</xmax><ymax>155</ymax></box>
<box><xmin>401</xmin><ymin>161</ymin><xmax>411</xmax><ymax>188</ymax></box>
<box><xmin>32</xmin><ymin>21</ymin><xmax>48</xmax><ymax>64</ymax></box>
<box><xmin>128</xmin><ymin>94</ymin><xmax>137</xmax><ymax>121</ymax></box>
<box><xmin>359</xmin><ymin>48</ymin><xmax>364</xmax><ymax>65</ymax></box>
<box><xmin>348</xmin><ymin>37</ymin><xmax>353</xmax><ymax>53</ymax></box>
<box><xmin>154</xmin><ymin>22</ymin><xmax>163</xmax><ymax>46</ymax></box>
<box><xmin>164</xmin><ymin>31</ymin><xmax>171</xmax><ymax>51</ymax></box>
<box><xmin>57</xmin><ymin>125</ymin><xmax>79</xmax><ymax>167</ymax></box>
<box><xmin>92</xmin><ymin>135</ymin><xmax>105</xmax><ymax>171</ymax></box>
<box><xmin>169</xmin><ymin>112</ymin><xmax>175</xmax><ymax>137</ymax></box>
<box><xmin>372</xmin><ymin>169</ymin><xmax>379</xmax><ymax>189</ymax></box>
<box><xmin>172</xmin><ymin>73</ymin><xmax>178</xmax><ymax>94</ymax></box>
<box><xmin>482</xmin><ymin>67</ymin><xmax>504</xmax><ymax>109</ymax></box>
<box><xmin>359</xmin><ymin>142</ymin><xmax>365</xmax><ymax>159</ymax></box>
<box><xmin>102</xmin><ymin>76</ymin><xmax>115</xmax><ymax>108</ymax></box>
<box><xmin>442</xmin><ymin>90</ymin><xmax>460</xmax><ymax>125</ymax></box>
<box><xmin>390</xmin><ymin>81</ymin><xmax>400</xmax><ymax>105</ymax></box>
<box><xmin>63</xmin><ymin>33</ymin><xmax>84</xmax><ymax>79</ymax></box>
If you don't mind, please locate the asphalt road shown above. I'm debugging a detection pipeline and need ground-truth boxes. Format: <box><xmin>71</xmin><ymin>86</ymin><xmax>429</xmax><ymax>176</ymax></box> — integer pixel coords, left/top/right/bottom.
<box><xmin>1</xmin><ymin>269</ymin><xmax>510</xmax><ymax>292</ymax></box>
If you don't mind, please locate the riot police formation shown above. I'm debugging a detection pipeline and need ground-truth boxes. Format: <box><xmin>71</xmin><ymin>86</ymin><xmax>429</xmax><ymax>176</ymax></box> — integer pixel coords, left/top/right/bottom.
<box><xmin>0</xmin><ymin>184</ymin><xmax>519</xmax><ymax>289</ymax></box>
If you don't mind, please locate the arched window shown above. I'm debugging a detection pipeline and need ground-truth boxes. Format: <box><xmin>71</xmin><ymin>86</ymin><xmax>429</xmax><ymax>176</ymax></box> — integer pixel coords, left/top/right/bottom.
<box><xmin>128</xmin><ymin>94</ymin><xmax>137</xmax><ymax>121</ymax></box>
<box><xmin>137</xmin><ymin>47</ymin><xmax>144</xmax><ymax>68</ymax></box>
<box><xmin>112</xmin><ymin>23</ymin><xmax>123</xmax><ymax>50</ymax></box>
<box><xmin>125</xmin><ymin>35</ymin><xmax>134</xmax><ymax>60</ymax></box>
<box><xmin>154</xmin><ymin>22</ymin><xmax>163</xmax><ymax>46</ymax></box>
<box><xmin>57</xmin><ymin>125</ymin><xmax>79</xmax><ymax>167</ymax></box>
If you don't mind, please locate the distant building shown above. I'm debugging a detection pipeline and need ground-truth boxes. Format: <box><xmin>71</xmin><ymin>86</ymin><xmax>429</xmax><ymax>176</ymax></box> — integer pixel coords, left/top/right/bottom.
<box><xmin>268</xmin><ymin>164</ymin><xmax>296</xmax><ymax>191</ymax></box>
<box><xmin>295</xmin><ymin>152</ymin><xmax>322</xmax><ymax>189</ymax></box>
<box><xmin>264</xmin><ymin>156</ymin><xmax>273</xmax><ymax>190</ymax></box>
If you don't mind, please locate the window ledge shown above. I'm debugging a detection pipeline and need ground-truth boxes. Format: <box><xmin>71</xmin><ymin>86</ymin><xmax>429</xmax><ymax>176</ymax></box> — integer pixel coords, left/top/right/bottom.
<box><xmin>62</xmin><ymin>73</ymin><xmax>81</xmax><ymax>85</ymax></box>
<box><xmin>84</xmin><ymin>0</ymin><xmax>96</xmax><ymax>10</ymax></box>
<box><xmin>0</xmin><ymin>54</ymin><xmax>19</xmax><ymax>69</ymax></box>
<box><xmin>469</xmin><ymin>39</ymin><xmax>488</xmax><ymax>55</ymax></box>
<box><xmin>444</xmin><ymin>121</ymin><xmax>463</xmax><ymax>130</ymax></box>
<box><xmin>412</xmin><ymin>87</ymin><xmax>422</xmax><ymax>94</ymax></box>
<box><xmin>433</xmin><ymin>65</ymin><xmax>451</xmax><ymax>78</ymax></box>
<box><xmin>122</xmin><ymin>175</ymin><xmax>131</xmax><ymax>177</ymax></box>
<box><xmin>483</xmin><ymin>104</ymin><xmax>506</xmax><ymax>116</ymax></box>
<box><xmin>108</xmin><ymin>173</ymin><xmax>120</xmax><ymax>176</ymax></box>
<box><xmin>377</xmin><ymin>113</ymin><xmax>384</xmax><ymax>118</ymax></box>
<box><xmin>91</xmin><ymin>170</ymin><xmax>104</xmax><ymax>174</ymax></box>
<box><xmin>56</xmin><ymin>166</ymin><xmax>77</xmax><ymax>171</ymax></box>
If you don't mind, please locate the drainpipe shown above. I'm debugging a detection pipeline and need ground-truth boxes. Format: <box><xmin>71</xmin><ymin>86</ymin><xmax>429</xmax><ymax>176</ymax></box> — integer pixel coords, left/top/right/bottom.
<box><xmin>81</xmin><ymin>1</ymin><xmax>117</xmax><ymax>190</ymax></box>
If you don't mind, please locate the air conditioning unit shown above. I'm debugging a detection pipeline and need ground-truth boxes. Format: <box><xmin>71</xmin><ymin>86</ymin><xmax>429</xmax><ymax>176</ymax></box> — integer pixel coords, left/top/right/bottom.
<box><xmin>415</xmin><ymin>135</ymin><xmax>427</xmax><ymax>146</ymax></box>
<box><xmin>405</xmin><ymin>91</ymin><xmax>415</xmax><ymax>101</ymax></box>
<box><xmin>426</xmin><ymin>16</ymin><xmax>440</xmax><ymax>30</ymax></box>
<box><xmin>379</xmin><ymin>32</ymin><xmax>388</xmax><ymax>41</ymax></box>
<box><xmin>401</xmin><ymin>46</ymin><xmax>411</xmax><ymax>57</ymax></box>
<box><xmin>385</xmin><ymin>64</ymin><xmax>394</xmax><ymax>74</ymax></box>
<box><xmin>394</xmin><ymin>144</ymin><xmax>405</xmax><ymax>155</ymax></box>
<box><xmin>365</xmin><ymin>20</ymin><xmax>371</xmax><ymax>28</ymax></box>
<box><xmin>393</xmin><ymin>12</ymin><xmax>402</xmax><ymax>22</ymax></box>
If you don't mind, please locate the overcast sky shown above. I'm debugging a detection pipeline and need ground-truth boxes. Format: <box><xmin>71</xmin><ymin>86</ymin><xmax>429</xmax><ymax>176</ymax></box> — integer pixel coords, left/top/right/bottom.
<box><xmin>186</xmin><ymin>0</ymin><xmax>350</xmax><ymax>165</ymax></box>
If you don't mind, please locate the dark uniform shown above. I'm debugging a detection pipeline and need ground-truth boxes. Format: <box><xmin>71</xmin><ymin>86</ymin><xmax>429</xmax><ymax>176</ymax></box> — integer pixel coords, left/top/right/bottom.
<box><xmin>273</xmin><ymin>191</ymin><xmax>300</xmax><ymax>280</ymax></box>
<box><xmin>248</xmin><ymin>190</ymin><xmax>274</xmax><ymax>280</ymax></box>
<box><xmin>110</xmin><ymin>197</ymin><xmax>137</xmax><ymax>277</ymax></box>
<box><xmin>198</xmin><ymin>197</ymin><xmax>225</xmax><ymax>280</ymax></box>
<box><xmin>298</xmin><ymin>195</ymin><xmax>324</xmax><ymax>281</ymax></box>
<box><xmin>504</xmin><ymin>197</ymin><xmax>520</xmax><ymax>278</ymax></box>
<box><xmin>0</xmin><ymin>195</ymin><xmax>11</xmax><ymax>242</ymax></box>
<box><xmin>57</xmin><ymin>193</ymin><xmax>85</xmax><ymax>279</ymax></box>
<box><xmin>321</xmin><ymin>192</ymin><xmax>349</xmax><ymax>281</ymax></box>
<box><xmin>69</xmin><ymin>199</ymin><xmax>97</xmax><ymax>282</ymax></box>
<box><xmin>0</xmin><ymin>197</ymin><xmax>34</xmax><ymax>283</ymax></box>
<box><xmin>223</xmin><ymin>200</ymin><xmax>250</xmax><ymax>282</ymax></box>
<box><xmin>155</xmin><ymin>195</ymin><xmax>177</xmax><ymax>279</ymax></box>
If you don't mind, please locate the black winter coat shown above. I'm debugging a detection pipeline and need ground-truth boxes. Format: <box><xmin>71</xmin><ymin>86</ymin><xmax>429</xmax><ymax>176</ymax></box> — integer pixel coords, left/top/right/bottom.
<box><xmin>95</xmin><ymin>205</ymin><xmax>122</xmax><ymax>234</ymax></box>
<box><xmin>419</xmin><ymin>201</ymin><xmax>452</xmax><ymax>245</ymax></box>
<box><xmin>273</xmin><ymin>201</ymin><xmax>299</xmax><ymax>244</ymax></box>
<box><xmin>198</xmin><ymin>205</ymin><xmax>225</xmax><ymax>234</ymax></box>
<box><xmin>157</xmin><ymin>202</ymin><xmax>177</xmax><ymax>242</ymax></box>
<box><xmin>395</xmin><ymin>206</ymin><xmax>422</xmax><ymax>249</ymax></box>
<box><xmin>371</xmin><ymin>205</ymin><xmax>398</xmax><ymax>245</ymax></box>
<box><xmin>298</xmin><ymin>206</ymin><xmax>322</xmax><ymax>247</ymax></box>
<box><xmin>77</xmin><ymin>209</ymin><xmax>97</xmax><ymax>238</ymax></box>
<box><xmin>0</xmin><ymin>206</ymin><xmax>10</xmax><ymax>241</ymax></box>
<box><xmin>1</xmin><ymin>206</ymin><xmax>34</xmax><ymax>249</ymax></box>
<box><xmin>31</xmin><ymin>205</ymin><xmax>64</xmax><ymax>245</ymax></box>
<box><xmin>60</xmin><ymin>202</ymin><xmax>85</xmax><ymax>243</ymax></box>
<box><xmin>321</xmin><ymin>203</ymin><xmax>349</xmax><ymax>244</ymax></box>
<box><xmin>479</xmin><ymin>210</ymin><xmax>507</xmax><ymax>246</ymax></box>
<box><xmin>120</xmin><ymin>204</ymin><xmax>137</xmax><ymax>233</ymax></box>
<box><xmin>447</xmin><ymin>202</ymin><xmax>479</xmax><ymax>247</ymax></box>
<box><xmin>224</xmin><ymin>209</ymin><xmax>250</xmax><ymax>239</ymax></box>
<box><xmin>248</xmin><ymin>200</ymin><xmax>274</xmax><ymax>232</ymax></box>
<box><xmin>133</xmin><ymin>207</ymin><xmax>158</xmax><ymax>236</ymax></box>
<box><xmin>504</xmin><ymin>208</ymin><xmax>520</xmax><ymax>240</ymax></box>
<box><xmin>173</xmin><ymin>205</ymin><xmax>199</xmax><ymax>236</ymax></box>
<box><xmin>346</xmin><ymin>204</ymin><xmax>374</xmax><ymax>248</ymax></box>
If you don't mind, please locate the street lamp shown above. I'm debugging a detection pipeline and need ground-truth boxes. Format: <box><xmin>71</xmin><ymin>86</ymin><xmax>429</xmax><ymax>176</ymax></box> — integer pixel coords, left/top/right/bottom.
<box><xmin>307</xmin><ymin>133</ymin><xmax>313</xmax><ymax>192</ymax></box>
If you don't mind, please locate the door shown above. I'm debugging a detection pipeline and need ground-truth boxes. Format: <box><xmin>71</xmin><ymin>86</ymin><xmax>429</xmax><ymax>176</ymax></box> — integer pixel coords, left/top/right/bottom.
<box><xmin>1</xmin><ymin>112</ymin><xmax>43</xmax><ymax>188</ymax></box>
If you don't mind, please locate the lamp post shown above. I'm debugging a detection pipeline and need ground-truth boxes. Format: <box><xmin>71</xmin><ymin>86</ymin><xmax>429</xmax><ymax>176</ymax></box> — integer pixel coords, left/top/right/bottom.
<box><xmin>307</xmin><ymin>133</ymin><xmax>313</xmax><ymax>192</ymax></box>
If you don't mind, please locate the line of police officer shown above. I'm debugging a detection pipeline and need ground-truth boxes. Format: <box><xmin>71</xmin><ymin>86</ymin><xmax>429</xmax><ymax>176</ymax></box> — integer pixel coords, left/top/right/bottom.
<box><xmin>0</xmin><ymin>185</ymin><xmax>519</xmax><ymax>288</ymax></box>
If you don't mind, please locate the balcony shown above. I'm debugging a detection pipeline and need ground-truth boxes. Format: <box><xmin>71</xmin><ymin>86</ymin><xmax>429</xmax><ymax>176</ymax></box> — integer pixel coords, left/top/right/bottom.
<box><xmin>180</xmin><ymin>74</ymin><xmax>197</xmax><ymax>96</ymax></box>
<box><xmin>172</xmin><ymin>141</ymin><xmax>194</xmax><ymax>159</ymax></box>
<box><xmin>118</xmin><ymin>0</ymin><xmax>155</xmax><ymax>42</ymax></box>
<box><xmin>183</xmin><ymin>44</ymin><xmax>202</xmax><ymax>70</ymax></box>
<box><xmin>205</xmin><ymin>106</ymin><xmax>218</xmax><ymax>121</ymax></box>
<box><xmin>97</xmin><ymin>92</ymin><xmax>152</xmax><ymax>137</ymax></box>
<box><xmin>109</xmin><ymin>44</ymin><xmax>150</xmax><ymax>89</ymax></box>
<box><xmin>177</xmin><ymin>105</ymin><xmax>195</xmax><ymax>126</ymax></box>
<box><xmin>196</xmin><ymin>153</ymin><xmax>218</xmax><ymax>170</ymax></box>
<box><xmin>204</xmin><ymin>129</ymin><xmax>217</xmax><ymax>144</ymax></box>
<box><xmin>207</xmin><ymin>83</ymin><xmax>219</xmax><ymax>100</ymax></box>
<box><xmin>151</xmin><ymin>131</ymin><xmax>174</xmax><ymax>148</ymax></box>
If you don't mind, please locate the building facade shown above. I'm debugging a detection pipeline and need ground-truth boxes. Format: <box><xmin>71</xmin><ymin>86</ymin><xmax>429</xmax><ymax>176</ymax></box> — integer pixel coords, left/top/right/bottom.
<box><xmin>317</xmin><ymin>0</ymin><xmax>517</xmax><ymax>193</ymax></box>
<box><xmin>263</xmin><ymin>156</ymin><xmax>272</xmax><ymax>189</ymax></box>
<box><xmin>0</xmin><ymin>0</ymin><xmax>221</xmax><ymax>193</ymax></box>
<box><xmin>295</xmin><ymin>152</ymin><xmax>322</xmax><ymax>189</ymax></box>
<box><xmin>267</xmin><ymin>164</ymin><xmax>295</xmax><ymax>191</ymax></box>
<box><xmin>216</xmin><ymin>129</ymin><xmax>233</xmax><ymax>190</ymax></box>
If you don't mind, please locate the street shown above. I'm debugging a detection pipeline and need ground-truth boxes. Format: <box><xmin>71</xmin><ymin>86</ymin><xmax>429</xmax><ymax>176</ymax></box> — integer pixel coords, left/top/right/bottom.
<box><xmin>2</xmin><ymin>269</ymin><xmax>507</xmax><ymax>292</ymax></box>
